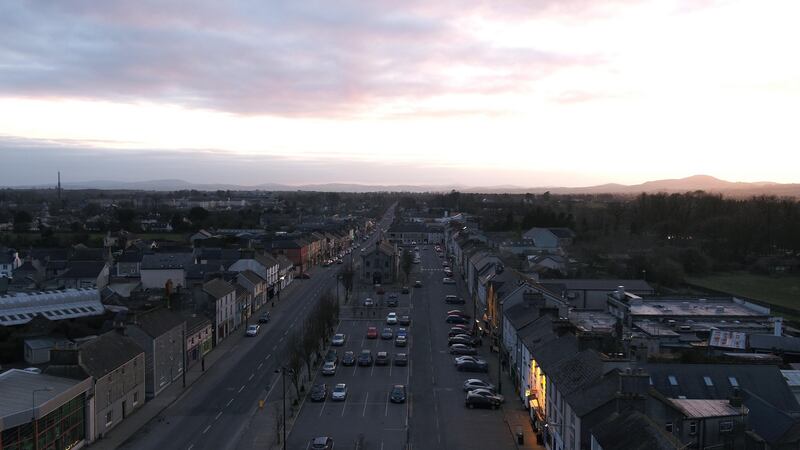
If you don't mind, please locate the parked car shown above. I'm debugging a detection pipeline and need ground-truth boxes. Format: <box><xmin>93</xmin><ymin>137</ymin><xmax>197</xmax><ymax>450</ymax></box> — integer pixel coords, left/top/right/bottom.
<box><xmin>375</xmin><ymin>351</ymin><xmax>389</xmax><ymax>365</ymax></box>
<box><xmin>396</xmin><ymin>327</ymin><xmax>408</xmax><ymax>337</ymax></box>
<box><xmin>446</xmin><ymin>315</ymin><xmax>469</xmax><ymax>324</ymax></box>
<box><xmin>386</xmin><ymin>312</ymin><xmax>398</xmax><ymax>324</ymax></box>
<box><xmin>366</xmin><ymin>326</ymin><xmax>378</xmax><ymax>339</ymax></box>
<box><xmin>394</xmin><ymin>353</ymin><xmax>408</xmax><ymax>366</ymax></box>
<box><xmin>358</xmin><ymin>350</ymin><xmax>373</xmax><ymax>366</ymax></box>
<box><xmin>465</xmin><ymin>391</ymin><xmax>500</xmax><ymax>409</ymax></box>
<box><xmin>390</xmin><ymin>384</ymin><xmax>407</xmax><ymax>403</ymax></box>
<box><xmin>395</xmin><ymin>335</ymin><xmax>408</xmax><ymax>347</ymax></box>
<box><xmin>444</xmin><ymin>269</ymin><xmax>453</xmax><ymax>277</ymax></box>
<box><xmin>398</xmin><ymin>315</ymin><xmax>411</xmax><ymax>326</ymax></box>
<box><xmin>309</xmin><ymin>436</ymin><xmax>335</xmax><ymax>449</ymax></box>
<box><xmin>331</xmin><ymin>383</ymin><xmax>348</xmax><ymax>401</ymax></box>
<box><xmin>381</xmin><ymin>327</ymin><xmax>394</xmax><ymax>340</ymax></box>
<box><xmin>470</xmin><ymin>388</ymin><xmax>505</xmax><ymax>404</ymax></box>
<box><xmin>310</xmin><ymin>384</ymin><xmax>328</xmax><ymax>402</ymax></box>
<box><xmin>442</xmin><ymin>277</ymin><xmax>455</xmax><ymax>284</ymax></box>
<box><xmin>449</xmin><ymin>343</ymin><xmax>477</xmax><ymax>355</ymax></box>
<box><xmin>449</xmin><ymin>327</ymin><xmax>473</xmax><ymax>337</ymax></box>
<box><xmin>387</xmin><ymin>297</ymin><xmax>398</xmax><ymax>307</ymax></box>
<box><xmin>447</xmin><ymin>310</ymin><xmax>470</xmax><ymax>318</ymax></box>
<box><xmin>258</xmin><ymin>312</ymin><xmax>271</xmax><ymax>323</ymax></box>
<box><xmin>414</xmin><ymin>280</ymin><xmax>422</xmax><ymax>288</ymax></box>
<box><xmin>322</xmin><ymin>361</ymin><xmax>337</xmax><ymax>376</ymax></box>
<box><xmin>449</xmin><ymin>335</ymin><xmax>480</xmax><ymax>346</ymax></box>
<box><xmin>457</xmin><ymin>359</ymin><xmax>489</xmax><ymax>373</ymax></box>
<box><xmin>445</xmin><ymin>295</ymin><xmax>465</xmax><ymax>304</ymax></box>
<box><xmin>401</xmin><ymin>286</ymin><xmax>410</xmax><ymax>294</ymax></box>
<box><xmin>332</xmin><ymin>333</ymin><xmax>346</xmax><ymax>346</ymax></box>
<box><xmin>454</xmin><ymin>355</ymin><xmax>483</xmax><ymax>364</ymax></box>
<box><xmin>363</xmin><ymin>298</ymin><xmax>375</xmax><ymax>307</ymax></box>
<box><xmin>463</xmin><ymin>379</ymin><xmax>496</xmax><ymax>392</ymax></box>
<box><xmin>246</xmin><ymin>324</ymin><xmax>260</xmax><ymax>337</ymax></box>
<box><xmin>342</xmin><ymin>351</ymin><xmax>356</xmax><ymax>366</ymax></box>
<box><xmin>298</xmin><ymin>273</ymin><xmax>311</xmax><ymax>279</ymax></box>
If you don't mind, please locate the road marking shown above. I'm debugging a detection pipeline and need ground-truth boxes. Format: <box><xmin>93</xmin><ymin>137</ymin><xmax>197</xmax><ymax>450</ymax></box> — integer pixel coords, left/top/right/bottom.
<box><xmin>370</xmin><ymin>363</ymin><xmax>375</xmax><ymax>377</ymax></box>
<box><xmin>319</xmin><ymin>399</ymin><xmax>327</xmax><ymax>417</ymax></box>
<box><xmin>257</xmin><ymin>362</ymin><xmax>263</xmax><ymax>370</ymax></box>
<box><xmin>202</xmin><ymin>425</ymin><xmax>211</xmax><ymax>434</ymax></box>
<box><xmin>283</xmin><ymin>330</ymin><xmax>288</xmax><ymax>336</ymax></box>
<box><xmin>341</xmin><ymin>398</ymin><xmax>348</xmax><ymax>417</ymax></box>
<box><xmin>249</xmin><ymin>373</ymin><xmax>255</xmax><ymax>381</ymax></box>
<box><xmin>385</xmin><ymin>392</ymin><xmax>390</xmax><ymax>416</ymax></box>
<box><xmin>362</xmin><ymin>392</ymin><xmax>369</xmax><ymax>417</ymax></box>
<box><xmin>239</xmin><ymin>385</ymin><xmax>245</xmax><ymax>393</ymax></box>
<box><xmin>279</xmin><ymin>337</ymin><xmax>284</xmax><ymax>342</ymax></box>
<box><xmin>215</xmin><ymin>410</ymin><xmax>222</xmax><ymax>420</ymax></box>
<box><xmin>226</xmin><ymin>398</ymin><xmax>233</xmax><ymax>407</ymax></box>
<box><xmin>265</xmin><ymin>354</ymin><xmax>272</xmax><ymax>361</ymax></box>
<box><xmin>187</xmin><ymin>445</ymin><xmax>194</xmax><ymax>450</ymax></box>
<box><xmin>272</xmin><ymin>345</ymin><xmax>277</xmax><ymax>351</ymax></box>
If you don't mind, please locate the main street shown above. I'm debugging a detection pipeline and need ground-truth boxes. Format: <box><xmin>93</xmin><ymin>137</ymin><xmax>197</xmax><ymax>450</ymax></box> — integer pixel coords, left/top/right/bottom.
<box><xmin>120</xmin><ymin>206</ymin><xmax>395</xmax><ymax>450</ymax></box>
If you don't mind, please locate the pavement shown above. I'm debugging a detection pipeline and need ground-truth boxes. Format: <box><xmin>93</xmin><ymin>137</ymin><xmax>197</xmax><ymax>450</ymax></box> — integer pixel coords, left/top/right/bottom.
<box><xmin>88</xmin><ymin>278</ymin><xmax>305</xmax><ymax>450</ymax></box>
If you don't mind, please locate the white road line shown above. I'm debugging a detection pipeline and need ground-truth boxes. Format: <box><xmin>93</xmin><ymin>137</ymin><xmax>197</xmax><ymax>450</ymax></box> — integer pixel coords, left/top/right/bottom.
<box><xmin>381</xmin><ymin>442</ymin><xmax>384</xmax><ymax>450</ymax></box>
<box><xmin>319</xmin><ymin>399</ymin><xmax>327</xmax><ymax>417</ymax></box>
<box><xmin>341</xmin><ymin>398</ymin><xmax>348</xmax><ymax>417</ymax></box>
<box><xmin>385</xmin><ymin>392</ymin><xmax>390</xmax><ymax>416</ymax></box>
<box><xmin>187</xmin><ymin>444</ymin><xmax>194</xmax><ymax>450</ymax></box>
<box><xmin>279</xmin><ymin>337</ymin><xmax>284</xmax><ymax>342</ymax></box>
<box><xmin>215</xmin><ymin>411</ymin><xmax>222</xmax><ymax>420</ymax></box>
<box><xmin>370</xmin><ymin>363</ymin><xmax>375</xmax><ymax>377</ymax></box>
<box><xmin>362</xmin><ymin>392</ymin><xmax>369</xmax><ymax>417</ymax></box>
<box><xmin>226</xmin><ymin>398</ymin><xmax>233</xmax><ymax>407</ymax></box>
<box><xmin>202</xmin><ymin>425</ymin><xmax>211</xmax><ymax>434</ymax></box>
<box><xmin>257</xmin><ymin>362</ymin><xmax>263</xmax><ymax>370</ymax></box>
<box><xmin>265</xmin><ymin>354</ymin><xmax>272</xmax><ymax>361</ymax></box>
<box><xmin>238</xmin><ymin>385</ymin><xmax>245</xmax><ymax>393</ymax></box>
<box><xmin>249</xmin><ymin>373</ymin><xmax>255</xmax><ymax>381</ymax></box>
<box><xmin>272</xmin><ymin>345</ymin><xmax>277</xmax><ymax>351</ymax></box>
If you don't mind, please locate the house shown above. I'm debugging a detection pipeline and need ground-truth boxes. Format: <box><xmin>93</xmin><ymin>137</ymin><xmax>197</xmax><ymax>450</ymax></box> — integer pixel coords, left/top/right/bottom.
<box><xmin>646</xmin><ymin>395</ymin><xmax>749</xmax><ymax>449</ymax></box>
<box><xmin>527</xmin><ymin>254</ymin><xmax>568</xmax><ymax>277</ymax></box>
<box><xmin>237</xmin><ymin>270</ymin><xmax>267</xmax><ymax>311</ymax></box>
<box><xmin>387</xmin><ymin>222</ymin><xmax>430</xmax><ymax>245</ymax></box>
<box><xmin>127</xmin><ymin>309</ymin><xmax>186</xmax><ymax>399</ymax></box>
<box><xmin>10</xmin><ymin>259</ymin><xmax>45</xmax><ymax>290</ymax></box>
<box><xmin>228</xmin><ymin>252</ymin><xmax>279</xmax><ymax>299</ymax></box>
<box><xmin>56</xmin><ymin>260</ymin><xmax>110</xmax><ymax>290</ymax></box>
<box><xmin>271</xmin><ymin>239</ymin><xmax>310</xmax><ymax>274</ymax></box>
<box><xmin>183</xmin><ymin>313</ymin><xmax>213</xmax><ymax>370</ymax></box>
<box><xmin>0</xmin><ymin>247</ymin><xmax>22</xmax><ymax>278</ymax></box>
<box><xmin>0</xmin><ymin>369</ymin><xmax>93</xmax><ymax>450</ymax></box>
<box><xmin>590</xmin><ymin>410</ymin><xmax>681</xmax><ymax>450</ymax></box>
<box><xmin>115</xmin><ymin>250</ymin><xmax>143</xmax><ymax>278</ymax></box>
<box><xmin>47</xmin><ymin>331</ymin><xmax>147</xmax><ymax>442</ymax></box>
<box><xmin>203</xmin><ymin>278</ymin><xmax>236</xmax><ymax>344</ymax></box>
<box><xmin>522</xmin><ymin>227</ymin><xmax>576</xmax><ymax>249</ymax></box>
<box><xmin>140</xmin><ymin>253</ymin><xmax>193</xmax><ymax>290</ymax></box>
<box><xmin>234</xmin><ymin>284</ymin><xmax>251</xmax><ymax>329</ymax></box>
<box><xmin>23</xmin><ymin>336</ymin><xmax>72</xmax><ymax>364</ymax></box>
<box><xmin>276</xmin><ymin>255</ymin><xmax>294</xmax><ymax>291</ymax></box>
<box><xmin>360</xmin><ymin>240</ymin><xmax>399</xmax><ymax>284</ymax></box>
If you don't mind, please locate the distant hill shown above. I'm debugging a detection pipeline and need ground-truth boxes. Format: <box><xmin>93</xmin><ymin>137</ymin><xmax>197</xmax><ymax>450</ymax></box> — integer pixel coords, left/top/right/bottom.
<box><xmin>6</xmin><ymin>175</ymin><xmax>800</xmax><ymax>197</ymax></box>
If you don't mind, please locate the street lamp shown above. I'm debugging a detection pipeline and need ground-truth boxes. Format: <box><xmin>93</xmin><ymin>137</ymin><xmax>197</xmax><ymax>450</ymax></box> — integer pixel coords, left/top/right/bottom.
<box><xmin>274</xmin><ymin>367</ymin><xmax>294</xmax><ymax>450</ymax></box>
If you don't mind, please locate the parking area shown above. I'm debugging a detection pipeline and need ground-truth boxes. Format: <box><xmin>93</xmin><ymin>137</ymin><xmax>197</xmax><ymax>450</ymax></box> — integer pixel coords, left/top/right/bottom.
<box><xmin>288</xmin><ymin>314</ymin><xmax>412</xmax><ymax>450</ymax></box>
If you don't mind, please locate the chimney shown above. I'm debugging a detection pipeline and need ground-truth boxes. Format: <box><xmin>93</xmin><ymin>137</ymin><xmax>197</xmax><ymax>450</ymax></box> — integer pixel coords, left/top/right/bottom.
<box><xmin>615</xmin><ymin>286</ymin><xmax>625</xmax><ymax>301</ymax></box>
<box><xmin>729</xmin><ymin>388</ymin><xmax>743</xmax><ymax>407</ymax></box>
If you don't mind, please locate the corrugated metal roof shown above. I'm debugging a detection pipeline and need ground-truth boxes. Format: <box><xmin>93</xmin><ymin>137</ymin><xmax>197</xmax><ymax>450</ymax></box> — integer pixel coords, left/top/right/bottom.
<box><xmin>668</xmin><ymin>398</ymin><xmax>747</xmax><ymax>418</ymax></box>
<box><xmin>0</xmin><ymin>288</ymin><xmax>104</xmax><ymax>326</ymax></box>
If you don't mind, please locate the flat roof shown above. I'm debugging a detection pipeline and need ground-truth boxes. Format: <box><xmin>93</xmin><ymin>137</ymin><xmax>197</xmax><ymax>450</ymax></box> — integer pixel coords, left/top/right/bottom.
<box><xmin>0</xmin><ymin>369</ymin><xmax>92</xmax><ymax>430</ymax></box>
<box><xmin>629</xmin><ymin>299</ymin><xmax>767</xmax><ymax>318</ymax></box>
<box><xmin>0</xmin><ymin>289</ymin><xmax>104</xmax><ymax>326</ymax></box>
<box><xmin>569</xmin><ymin>311</ymin><xmax>617</xmax><ymax>332</ymax></box>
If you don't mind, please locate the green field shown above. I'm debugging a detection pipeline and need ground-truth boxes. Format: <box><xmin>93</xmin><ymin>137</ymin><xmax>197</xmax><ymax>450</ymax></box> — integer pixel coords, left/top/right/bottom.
<box><xmin>687</xmin><ymin>272</ymin><xmax>800</xmax><ymax>312</ymax></box>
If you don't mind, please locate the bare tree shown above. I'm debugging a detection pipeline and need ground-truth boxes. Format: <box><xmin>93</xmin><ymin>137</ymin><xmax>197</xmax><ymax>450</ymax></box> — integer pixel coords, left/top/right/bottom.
<box><xmin>286</xmin><ymin>331</ymin><xmax>304</xmax><ymax>398</ymax></box>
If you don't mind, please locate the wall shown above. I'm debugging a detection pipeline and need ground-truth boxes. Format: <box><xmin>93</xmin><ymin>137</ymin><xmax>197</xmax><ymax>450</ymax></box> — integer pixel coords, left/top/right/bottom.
<box><xmin>92</xmin><ymin>352</ymin><xmax>146</xmax><ymax>440</ymax></box>
<box><xmin>141</xmin><ymin>268</ymin><xmax>185</xmax><ymax>289</ymax></box>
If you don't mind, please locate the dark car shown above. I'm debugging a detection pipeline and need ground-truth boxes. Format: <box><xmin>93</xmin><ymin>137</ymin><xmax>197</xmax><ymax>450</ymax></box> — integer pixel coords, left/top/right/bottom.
<box><xmin>446</xmin><ymin>315</ymin><xmax>469</xmax><ymax>324</ymax></box>
<box><xmin>449</xmin><ymin>343</ymin><xmax>477</xmax><ymax>355</ymax></box>
<box><xmin>258</xmin><ymin>312</ymin><xmax>271</xmax><ymax>323</ymax></box>
<box><xmin>395</xmin><ymin>335</ymin><xmax>408</xmax><ymax>347</ymax></box>
<box><xmin>309</xmin><ymin>436</ymin><xmax>334</xmax><ymax>449</ymax></box>
<box><xmin>342</xmin><ymin>351</ymin><xmax>356</xmax><ymax>366</ymax></box>
<box><xmin>375</xmin><ymin>351</ymin><xmax>389</xmax><ymax>365</ymax></box>
<box><xmin>463</xmin><ymin>379</ymin><xmax>496</xmax><ymax>392</ymax></box>
<box><xmin>457</xmin><ymin>359</ymin><xmax>489</xmax><ymax>373</ymax></box>
<box><xmin>445</xmin><ymin>295</ymin><xmax>465</xmax><ymax>304</ymax></box>
<box><xmin>386</xmin><ymin>297</ymin><xmax>398</xmax><ymax>307</ymax></box>
<box><xmin>465</xmin><ymin>392</ymin><xmax>500</xmax><ymax>409</ymax></box>
<box><xmin>398</xmin><ymin>315</ymin><xmax>411</xmax><ymax>326</ymax></box>
<box><xmin>358</xmin><ymin>349</ymin><xmax>373</xmax><ymax>366</ymax></box>
<box><xmin>401</xmin><ymin>286</ymin><xmax>410</xmax><ymax>294</ymax></box>
<box><xmin>449</xmin><ymin>335</ymin><xmax>480</xmax><ymax>347</ymax></box>
<box><xmin>447</xmin><ymin>310</ymin><xmax>470</xmax><ymax>318</ymax></box>
<box><xmin>414</xmin><ymin>280</ymin><xmax>422</xmax><ymax>288</ymax></box>
<box><xmin>310</xmin><ymin>384</ymin><xmax>328</xmax><ymax>402</ymax></box>
<box><xmin>449</xmin><ymin>327</ymin><xmax>473</xmax><ymax>337</ymax></box>
<box><xmin>390</xmin><ymin>384</ymin><xmax>407</xmax><ymax>403</ymax></box>
<box><xmin>324</xmin><ymin>349</ymin><xmax>338</xmax><ymax>364</ymax></box>
<box><xmin>394</xmin><ymin>353</ymin><xmax>408</xmax><ymax>366</ymax></box>
<box><xmin>298</xmin><ymin>273</ymin><xmax>311</xmax><ymax>279</ymax></box>
<box><xmin>381</xmin><ymin>327</ymin><xmax>394</xmax><ymax>340</ymax></box>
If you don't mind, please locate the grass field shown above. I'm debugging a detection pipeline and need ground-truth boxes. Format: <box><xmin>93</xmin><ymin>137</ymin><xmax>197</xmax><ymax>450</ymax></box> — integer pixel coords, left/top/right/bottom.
<box><xmin>687</xmin><ymin>272</ymin><xmax>800</xmax><ymax>312</ymax></box>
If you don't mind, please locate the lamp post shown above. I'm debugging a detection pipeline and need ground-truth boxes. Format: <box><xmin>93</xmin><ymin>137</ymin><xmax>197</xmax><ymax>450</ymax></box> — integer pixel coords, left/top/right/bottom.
<box><xmin>274</xmin><ymin>367</ymin><xmax>294</xmax><ymax>450</ymax></box>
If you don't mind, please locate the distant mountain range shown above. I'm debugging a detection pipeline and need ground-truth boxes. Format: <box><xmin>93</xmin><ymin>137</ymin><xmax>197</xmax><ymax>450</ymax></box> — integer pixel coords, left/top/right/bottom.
<box><xmin>7</xmin><ymin>175</ymin><xmax>800</xmax><ymax>197</ymax></box>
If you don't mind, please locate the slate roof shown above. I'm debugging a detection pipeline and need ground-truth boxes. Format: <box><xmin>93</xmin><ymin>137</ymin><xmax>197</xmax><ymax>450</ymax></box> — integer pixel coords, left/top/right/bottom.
<box><xmin>532</xmin><ymin>333</ymin><xmax>579</xmax><ymax>372</ymax></box>
<box><xmin>238</xmin><ymin>270</ymin><xmax>264</xmax><ymax>285</ymax></box>
<box><xmin>750</xmin><ymin>334</ymin><xmax>800</xmax><ymax>353</ymax></box>
<box><xmin>549</xmin><ymin>350</ymin><xmax>608</xmax><ymax>408</ymax></box>
<box><xmin>132</xmin><ymin>309</ymin><xmax>185</xmax><ymax>338</ymax></box>
<box><xmin>388</xmin><ymin>222</ymin><xmax>429</xmax><ymax>233</ymax></box>
<box><xmin>59</xmin><ymin>261</ymin><xmax>106</xmax><ymax>279</ymax></box>
<box><xmin>116</xmin><ymin>250</ymin><xmax>143</xmax><ymax>263</ymax></box>
<box><xmin>185</xmin><ymin>263</ymin><xmax>225</xmax><ymax>280</ymax></box>
<box><xmin>255</xmin><ymin>253</ymin><xmax>279</xmax><ymax>268</ymax></box>
<box><xmin>141</xmin><ymin>253</ymin><xmax>193</xmax><ymax>270</ymax></box>
<box><xmin>276</xmin><ymin>255</ymin><xmax>294</xmax><ymax>270</ymax></box>
<box><xmin>28</xmin><ymin>248</ymin><xmax>69</xmax><ymax>262</ymax></box>
<box><xmin>70</xmin><ymin>247</ymin><xmax>107</xmax><ymax>261</ymax></box>
<box><xmin>79</xmin><ymin>331</ymin><xmax>144</xmax><ymax>379</ymax></box>
<box><xmin>644</xmin><ymin>363</ymin><xmax>800</xmax><ymax>412</ymax></box>
<box><xmin>743</xmin><ymin>389</ymin><xmax>800</xmax><ymax>445</ymax></box>
<box><xmin>539</xmin><ymin>279</ymin><xmax>654</xmax><ymax>292</ymax></box>
<box><xmin>591</xmin><ymin>410</ymin><xmax>680</xmax><ymax>450</ymax></box>
<box><xmin>203</xmin><ymin>278</ymin><xmax>235</xmax><ymax>299</ymax></box>
<box><xmin>504</xmin><ymin>303</ymin><xmax>541</xmax><ymax>331</ymax></box>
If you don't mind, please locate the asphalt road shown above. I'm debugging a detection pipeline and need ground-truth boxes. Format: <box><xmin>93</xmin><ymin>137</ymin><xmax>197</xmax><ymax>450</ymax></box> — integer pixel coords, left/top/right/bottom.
<box><xmin>121</xmin><ymin>206</ymin><xmax>396</xmax><ymax>450</ymax></box>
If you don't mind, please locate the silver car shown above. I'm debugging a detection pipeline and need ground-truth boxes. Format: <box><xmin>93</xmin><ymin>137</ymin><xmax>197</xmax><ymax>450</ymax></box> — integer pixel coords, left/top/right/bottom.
<box><xmin>331</xmin><ymin>383</ymin><xmax>347</xmax><ymax>401</ymax></box>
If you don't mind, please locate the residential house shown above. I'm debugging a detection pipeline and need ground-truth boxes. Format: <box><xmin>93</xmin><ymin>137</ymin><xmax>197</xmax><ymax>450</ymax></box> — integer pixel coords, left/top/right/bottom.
<box><xmin>228</xmin><ymin>252</ymin><xmax>279</xmax><ymax>299</ymax></box>
<box><xmin>56</xmin><ymin>260</ymin><xmax>110</xmax><ymax>290</ymax></box>
<box><xmin>271</xmin><ymin>239</ymin><xmax>310</xmax><ymax>274</ymax></box>
<box><xmin>23</xmin><ymin>336</ymin><xmax>72</xmax><ymax>364</ymax></box>
<box><xmin>203</xmin><ymin>278</ymin><xmax>236</xmax><ymax>344</ymax></box>
<box><xmin>360</xmin><ymin>240</ymin><xmax>399</xmax><ymax>284</ymax></box>
<box><xmin>183</xmin><ymin>313</ymin><xmax>213</xmax><ymax>370</ymax></box>
<box><xmin>646</xmin><ymin>395</ymin><xmax>749</xmax><ymax>450</ymax></box>
<box><xmin>234</xmin><ymin>284</ymin><xmax>251</xmax><ymax>329</ymax></box>
<box><xmin>387</xmin><ymin>222</ymin><xmax>430</xmax><ymax>245</ymax></box>
<box><xmin>140</xmin><ymin>253</ymin><xmax>193</xmax><ymax>290</ymax></box>
<box><xmin>590</xmin><ymin>410</ymin><xmax>681</xmax><ymax>450</ymax></box>
<box><xmin>115</xmin><ymin>250</ymin><xmax>143</xmax><ymax>278</ymax></box>
<box><xmin>0</xmin><ymin>247</ymin><xmax>21</xmax><ymax>278</ymax></box>
<box><xmin>10</xmin><ymin>259</ymin><xmax>45</xmax><ymax>290</ymax></box>
<box><xmin>236</xmin><ymin>270</ymin><xmax>267</xmax><ymax>311</ymax></box>
<box><xmin>523</xmin><ymin>227</ymin><xmax>576</xmax><ymax>250</ymax></box>
<box><xmin>527</xmin><ymin>254</ymin><xmax>569</xmax><ymax>277</ymax></box>
<box><xmin>276</xmin><ymin>255</ymin><xmax>294</xmax><ymax>292</ymax></box>
<box><xmin>127</xmin><ymin>309</ymin><xmax>186</xmax><ymax>399</ymax></box>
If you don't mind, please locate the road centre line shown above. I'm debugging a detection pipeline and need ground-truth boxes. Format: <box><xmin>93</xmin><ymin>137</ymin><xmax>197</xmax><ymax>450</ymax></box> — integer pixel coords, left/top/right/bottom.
<box><xmin>215</xmin><ymin>411</ymin><xmax>222</xmax><ymax>420</ymax></box>
<box><xmin>226</xmin><ymin>398</ymin><xmax>233</xmax><ymax>407</ymax></box>
<box><xmin>362</xmin><ymin>392</ymin><xmax>370</xmax><ymax>417</ymax></box>
<box><xmin>249</xmin><ymin>373</ymin><xmax>254</xmax><ymax>381</ymax></box>
<box><xmin>202</xmin><ymin>425</ymin><xmax>211</xmax><ymax>434</ymax></box>
<box><xmin>257</xmin><ymin>362</ymin><xmax>263</xmax><ymax>370</ymax></box>
<box><xmin>238</xmin><ymin>385</ymin><xmax>245</xmax><ymax>393</ymax></box>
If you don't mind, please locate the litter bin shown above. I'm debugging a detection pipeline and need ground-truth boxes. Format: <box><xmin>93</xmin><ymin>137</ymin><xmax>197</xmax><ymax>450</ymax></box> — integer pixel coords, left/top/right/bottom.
<box><xmin>516</xmin><ymin>427</ymin><xmax>524</xmax><ymax>445</ymax></box>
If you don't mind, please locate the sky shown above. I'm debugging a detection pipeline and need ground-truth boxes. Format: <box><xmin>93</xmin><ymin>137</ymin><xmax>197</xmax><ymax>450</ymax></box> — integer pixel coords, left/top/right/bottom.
<box><xmin>1</xmin><ymin>0</ymin><xmax>799</xmax><ymax>188</ymax></box>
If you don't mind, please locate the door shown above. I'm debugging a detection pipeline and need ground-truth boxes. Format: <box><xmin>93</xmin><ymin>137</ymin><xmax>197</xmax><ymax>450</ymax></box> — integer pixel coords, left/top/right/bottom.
<box><xmin>122</xmin><ymin>400</ymin><xmax>127</xmax><ymax>419</ymax></box>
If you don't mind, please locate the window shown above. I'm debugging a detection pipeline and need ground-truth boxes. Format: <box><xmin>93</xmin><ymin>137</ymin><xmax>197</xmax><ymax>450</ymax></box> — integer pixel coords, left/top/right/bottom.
<box><xmin>133</xmin><ymin>391</ymin><xmax>139</xmax><ymax>405</ymax></box>
<box><xmin>665</xmin><ymin>422</ymin><xmax>674</xmax><ymax>433</ymax></box>
<box><xmin>668</xmin><ymin>375</ymin><xmax>678</xmax><ymax>386</ymax></box>
<box><xmin>366</xmin><ymin>261</ymin><xmax>370</xmax><ymax>267</ymax></box>
<box><xmin>720</xmin><ymin>420</ymin><xmax>733</xmax><ymax>432</ymax></box>
<box><xmin>728</xmin><ymin>377</ymin><xmax>739</xmax><ymax>387</ymax></box>
<box><xmin>689</xmin><ymin>422</ymin><xmax>698</xmax><ymax>435</ymax></box>
<box><xmin>107</xmin><ymin>390</ymin><xmax>112</xmax><ymax>404</ymax></box>
<box><xmin>703</xmin><ymin>376</ymin><xmax>713</xmax><ymax>386</ymax></box>
<box><xmin>106</xmin><ymin>410</ymin><xmax>113</xmax><ymax>426</ymax></box>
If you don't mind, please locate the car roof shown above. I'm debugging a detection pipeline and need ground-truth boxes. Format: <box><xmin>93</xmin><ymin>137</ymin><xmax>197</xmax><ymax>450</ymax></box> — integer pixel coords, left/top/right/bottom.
<box><xmin>335</xmin><ymin>383</ymin><xmax>346</xmax><ymax>388</ymax></box>
<box><xmin>313</xmin><ymin>437</ymin><xmax>331</xmax><ymax>444</ymax></box>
